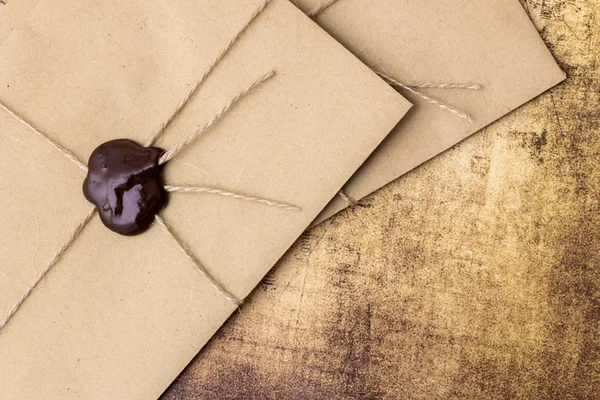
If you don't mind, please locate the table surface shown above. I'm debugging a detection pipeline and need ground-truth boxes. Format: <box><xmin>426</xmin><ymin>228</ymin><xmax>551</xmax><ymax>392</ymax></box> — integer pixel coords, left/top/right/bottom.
<box><xmin>162</xmin><ymin>1</ymin><xmax>600</xmax><ymax>398</ymax></box>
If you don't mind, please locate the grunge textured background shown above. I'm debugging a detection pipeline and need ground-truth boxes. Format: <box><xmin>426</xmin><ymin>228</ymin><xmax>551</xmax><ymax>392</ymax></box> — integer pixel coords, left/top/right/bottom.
<box><xmin>162</xmin><ymin>1</ymin><xmax>600</xmax><ymax>398</ymax></box>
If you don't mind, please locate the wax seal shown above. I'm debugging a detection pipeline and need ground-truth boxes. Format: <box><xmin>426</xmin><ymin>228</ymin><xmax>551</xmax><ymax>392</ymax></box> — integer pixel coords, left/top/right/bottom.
<box><xmin>83</xmin><ymin>139</ymin><xmax>167</xmax><ymax>236</ymax></box>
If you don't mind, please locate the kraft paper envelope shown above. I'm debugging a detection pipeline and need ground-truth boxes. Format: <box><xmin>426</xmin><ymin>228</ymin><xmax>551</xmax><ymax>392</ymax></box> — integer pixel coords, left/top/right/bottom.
<box><xmin>293</xmin><ymin>0</ymin><xmax>566</xmax><ymax>224</ymax></box>
<box><xmin>0</xmin><ymin>0</ymin><xmax>410</xmax><ymax>398</ymax></box>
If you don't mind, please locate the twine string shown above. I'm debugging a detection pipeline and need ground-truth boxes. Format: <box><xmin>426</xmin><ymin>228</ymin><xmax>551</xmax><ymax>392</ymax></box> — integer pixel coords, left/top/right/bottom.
<box><xmin>409</xmin><ymin>83</ymin><xmax>482</xmax><ymax>90</ymax></box>
<box><xmin>166</xmin><ymin>185</ymin><xmax>301</xmax><ymax>211</ymax></box>
<box><xmin>376</xmin><ymin>71</ymin><xmax>474</xmax><ymax>122</ymax></box>
<box><xmin>337</xmin><ymin>190</ymin><xmax>357</xmax><ymax>206</ymax></box>
<box><xmin>146</xmin><ymin>0</ymin><xmax>273</xmax><ymax>146</ymax></box>
<box><xmin>159</xmin><ymin>70</ymin><xmax>275</xmax><ymax>165</ymax></box>
<box><xmin>0</xmin><ymin>0</ymin><xmax>280</xmax><ymax>331</ymax></box>
<box><xmin>0</xmin><ymin>102</ymin><xmax>88</xmax><ymax>170</ymax></box>
<box><xmin>155</xmin><ymin>215</ymin><xmax>242</xmax><ymax>306</ymax></box>
<box><xmin>0</xmin><ymin>207</ymin><xmax>97</xmax><ymax>331</ymax></box>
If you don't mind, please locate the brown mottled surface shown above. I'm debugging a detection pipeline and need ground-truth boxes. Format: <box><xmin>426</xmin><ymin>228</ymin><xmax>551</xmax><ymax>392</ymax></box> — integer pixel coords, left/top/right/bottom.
<box><xmin>162</xmin><ymin>1</ymin><xmax>600</xmax><ymax>399</ymax></box>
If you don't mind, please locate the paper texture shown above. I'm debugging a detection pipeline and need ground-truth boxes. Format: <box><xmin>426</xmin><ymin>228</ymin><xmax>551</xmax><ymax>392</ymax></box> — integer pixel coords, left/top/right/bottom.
<box><xmin>293</xmin><ymin>0</ymin><xmax>566</xmax><ymax>224</ymax></box>
<box><xmin>0</xmin><ymin>0</ymin><xmax>40</xmax><ymax>44</ymax></box>
<box><xmin>0</xmin><ymin>1</ymin><xmax>409</xmax><ymax>398</ymax></box>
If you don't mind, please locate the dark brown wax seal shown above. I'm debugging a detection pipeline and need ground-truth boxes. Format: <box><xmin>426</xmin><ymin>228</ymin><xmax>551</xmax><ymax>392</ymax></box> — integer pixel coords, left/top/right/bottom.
<box><xmin>83</xmin><ymin>139</ymin><xmax>167</xmax><ymax>236</ymax></box>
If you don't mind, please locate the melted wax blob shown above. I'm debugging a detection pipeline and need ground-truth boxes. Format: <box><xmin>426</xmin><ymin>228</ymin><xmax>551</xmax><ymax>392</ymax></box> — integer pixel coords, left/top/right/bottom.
<box><xmin>82</xmin><ymin>139</ymin><xmax>167</xmax><ymax>236</ymax></box>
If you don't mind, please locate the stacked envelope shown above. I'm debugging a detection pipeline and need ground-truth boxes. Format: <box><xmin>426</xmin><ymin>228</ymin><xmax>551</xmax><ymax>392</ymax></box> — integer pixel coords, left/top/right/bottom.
<box><xmin>0</xmin><ymin>0</ymin><xmax>564</xmax><ymax>398</ymax></box>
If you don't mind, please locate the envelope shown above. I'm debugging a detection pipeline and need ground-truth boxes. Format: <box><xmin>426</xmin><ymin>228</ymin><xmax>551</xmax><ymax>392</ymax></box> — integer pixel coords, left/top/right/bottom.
<box><xmin>0</xmin><ymin>0</ymin><xmax>410</xmax><ymax>398</ymax></box>
<box><xmin>293</xmin><ymin>0</ymin><xmax>566</xmax><ymax>223</ymax></box>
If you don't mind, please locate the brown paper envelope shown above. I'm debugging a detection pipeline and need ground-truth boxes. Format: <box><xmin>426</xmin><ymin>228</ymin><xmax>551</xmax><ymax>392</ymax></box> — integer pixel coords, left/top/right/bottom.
<box><xmin>0</xmin><ymin>0</ymin><xmax>410</xmax><ymax>398</ymax></box>
<box><xmin>293</xmin><ymin>0</ymin><xmax>566</xmax><ymax>224</ymax></box>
